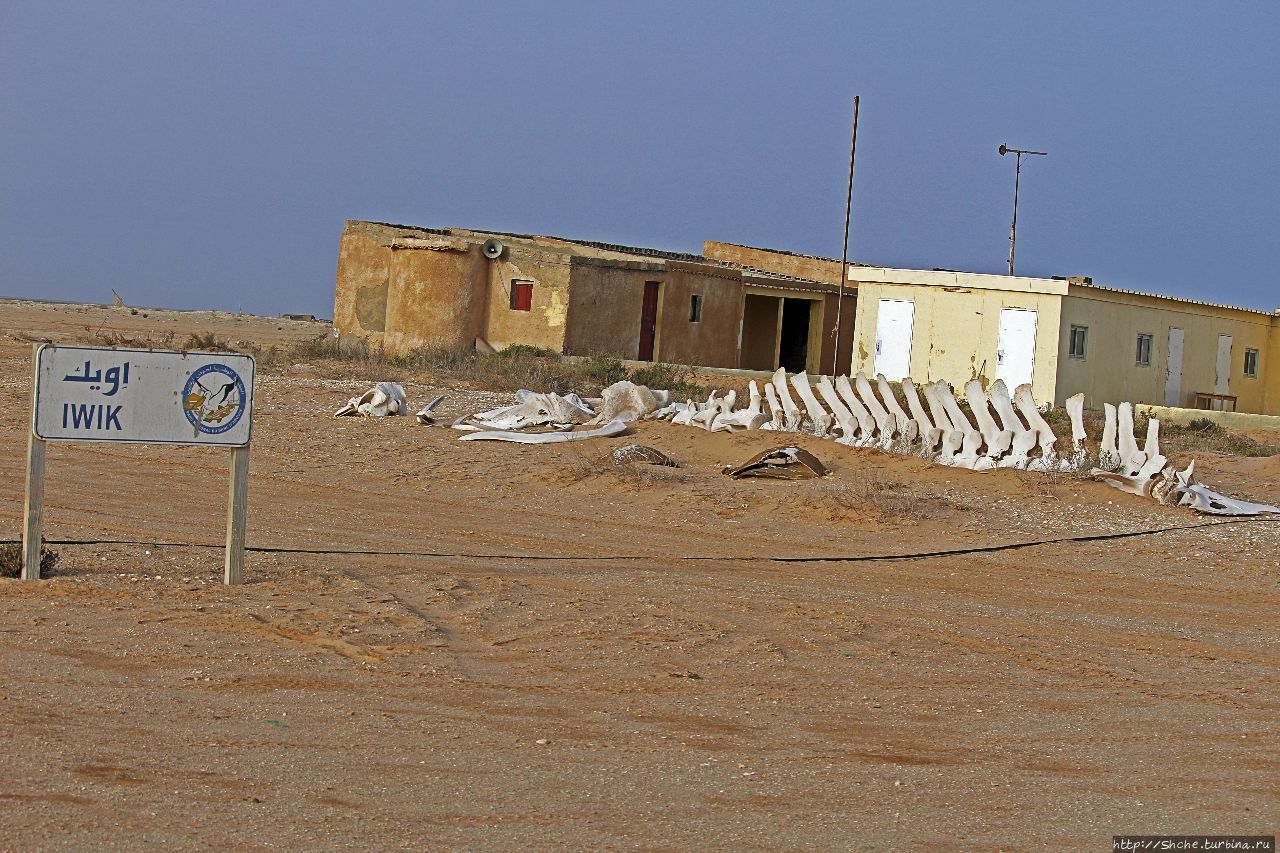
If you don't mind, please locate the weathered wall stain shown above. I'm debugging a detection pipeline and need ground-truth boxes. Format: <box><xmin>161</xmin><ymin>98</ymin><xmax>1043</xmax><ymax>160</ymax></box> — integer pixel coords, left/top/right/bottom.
<box><xmin>354</xmin><ymin>282</ymin><xmax>387</xmax><ymax>332</ymax></box>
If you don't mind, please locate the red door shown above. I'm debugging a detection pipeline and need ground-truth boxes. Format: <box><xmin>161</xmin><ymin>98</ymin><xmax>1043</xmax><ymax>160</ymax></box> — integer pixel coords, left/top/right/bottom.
<box><xmin>638</xmin><ymin>281</ymin><xmax>660</xmax><ymax>361</ymax></box>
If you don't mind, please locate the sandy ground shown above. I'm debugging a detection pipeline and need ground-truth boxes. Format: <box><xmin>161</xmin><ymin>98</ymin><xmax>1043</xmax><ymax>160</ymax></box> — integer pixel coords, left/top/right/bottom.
<box><xmin>1</xmin><ymin>300</ymin><xmax>1278</xmax><ymax>850</ymax></box>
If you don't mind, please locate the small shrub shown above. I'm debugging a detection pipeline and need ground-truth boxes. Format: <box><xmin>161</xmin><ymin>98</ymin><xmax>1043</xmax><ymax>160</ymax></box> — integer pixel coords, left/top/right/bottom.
<box><xmin>582</xmin><ymin>354</ymin><xmax>628</xmax><ymax>388</ymax></box>
<box><xmin>496</xmin><ymin>344</ymin><xmax>557</xmax><ymax>359</ymax></box>
<box><xmin>89</xmin><ymin>330</ymin><xmax>177</xmax><ymax>350</ymax></box>
<box><xmin>1186</xmin><ymin>417</ymin><xmax>1220</xmax><ymax>433</ymax></box>
<box><xmin>400</xmin><ymin>343</ymin><xmax>478</xmax><ymax>373</ymax></box>
<box><xmin>0</xmin><ymin>543</ymin><xmax>59</xmax><ymax>578</ymax></box>
<box><xmin>184</xmin><ymin>332</ymin><xmax>235</xmax><ymax>352</ymax></box>
<box><xmin>290</xmin><ymin>333</ymin><xmax>345</xmax><ymax>361</ymax></box>
<box><xmin>630</xmin><ymin>363</ymin><xmax>707</xmax><ymax>400</ymax></box>
<box><xmin>1160</xmin><ymin>418</ymin><xmax>1279</xmax><ymax>457</ymax></box>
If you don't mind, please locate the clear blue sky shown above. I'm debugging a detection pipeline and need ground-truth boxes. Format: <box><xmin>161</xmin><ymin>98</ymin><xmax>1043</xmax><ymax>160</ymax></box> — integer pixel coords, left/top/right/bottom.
<box><xmin>2</xmin><ymin>1</ymin><xmax>1277</xmax><ymax>317</ymax></box>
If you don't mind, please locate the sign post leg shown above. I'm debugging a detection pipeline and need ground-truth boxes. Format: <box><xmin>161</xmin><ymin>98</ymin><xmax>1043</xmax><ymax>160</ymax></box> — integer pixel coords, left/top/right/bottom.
<box><xmin>224</xmin><ymin>445</ymin><xmax>250</xmax><ymax>585</ymax></box>
<box><xmin>22</xmin><ymin>431</ymin><xmax>46</xmax><ymax>581</ymax></box>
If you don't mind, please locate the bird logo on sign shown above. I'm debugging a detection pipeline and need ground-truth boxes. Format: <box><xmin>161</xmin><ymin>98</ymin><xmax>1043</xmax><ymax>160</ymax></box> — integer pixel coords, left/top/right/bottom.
<box><xmin>182</xmin><ymin>364</ymin><xmax>247</xmax><ymax>435</ymax></box>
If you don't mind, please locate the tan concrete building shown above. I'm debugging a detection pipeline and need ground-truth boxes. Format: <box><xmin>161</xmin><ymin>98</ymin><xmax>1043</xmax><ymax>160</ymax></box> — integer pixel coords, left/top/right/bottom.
<box><xmin>333</xmin><ymin>221</ymin><xmax>856</xmax><ymax>374</ymax></box>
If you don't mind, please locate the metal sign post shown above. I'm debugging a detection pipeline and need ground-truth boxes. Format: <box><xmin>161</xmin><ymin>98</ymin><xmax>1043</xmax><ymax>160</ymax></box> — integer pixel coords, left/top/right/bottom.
<box><xmin>23</xmin><ymin>344</ymin><xmax>256</xmax><ymax>585</ymax></box>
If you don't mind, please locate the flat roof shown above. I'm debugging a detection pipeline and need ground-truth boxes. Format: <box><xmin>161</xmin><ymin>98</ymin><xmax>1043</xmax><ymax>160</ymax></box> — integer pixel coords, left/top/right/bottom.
<box><xmin>1070</xmin><ymin>281</ymin><xmax>1276</xmax><ymax>317</ymax></box>
<box><xmin>708</xmin><ymin>240</ymin><xmax>875</xmax><ymax>268</ymax></box>
<box><xmin>351</xmin><ymin>220</ymin><xmax>833</xmax><ymax>287</ymax></box>
<box><xmin>849</xmin><ymin>266</ymin><xmax>1069</xmax><ymax>295</ymax></box>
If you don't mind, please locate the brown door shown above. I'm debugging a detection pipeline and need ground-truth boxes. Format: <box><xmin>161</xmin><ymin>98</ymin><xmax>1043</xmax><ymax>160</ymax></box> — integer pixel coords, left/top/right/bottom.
<box><xmin>638</xmin><ymin>281</ymin><xmax>660</xmax><ymax>361</ymax></box>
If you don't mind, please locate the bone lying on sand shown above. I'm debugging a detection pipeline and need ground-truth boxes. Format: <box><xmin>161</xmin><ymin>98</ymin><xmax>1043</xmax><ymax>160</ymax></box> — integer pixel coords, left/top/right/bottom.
<box><xmin>458</xmin><ymin>420</ymin><xmax>629</xmax><ymax>444</ymax></box>
<box><xmin>724</xmin><ymin>446</ymin><xmax>829</xmax><ymax>480</ymax></box>
<box><xmin>334</xmin><ymin>382</ymin><xmax>409</xmax><ymax>417</ymax></box>
<box><xmin>453</xmin><ymin>390</ymin><xmax>596</xmax><ymax>432</ymax></box>
<box><xmin>414</xmin><ymin>394</ymin><xmax>446</xmax><ymax>425</ymax></box>
<box><xmin>612</xmin><ymin>444</ymin><xmax>678</xmax><ymax>467</ymax></box>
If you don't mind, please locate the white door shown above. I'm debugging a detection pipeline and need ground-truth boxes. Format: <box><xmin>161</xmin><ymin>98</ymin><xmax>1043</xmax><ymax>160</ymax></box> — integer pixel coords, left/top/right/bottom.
<box><xmin>1215</xmin><ymin>334</ymin><xmax>1232</xmax><ymax>395</ymax></box>
<box><xmin>996</xmin><ymin>308</ymin><xmax>1038</xmax><ymax>389</ymax></box>
<box><xmin>1165</xmin><ymin>327</ymin><xmax>1184</xmax><ymax>407</ymax></box>
<box><xmin>875</xmin><ymin>299</ymin><xmax>915</xmax><ymax>382</ymax></box>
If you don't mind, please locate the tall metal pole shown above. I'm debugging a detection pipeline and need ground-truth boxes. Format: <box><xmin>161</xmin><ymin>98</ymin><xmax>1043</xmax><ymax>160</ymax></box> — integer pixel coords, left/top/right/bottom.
<box><xmin>833</xmin><ymin>95</ymin><xmax>859</xmax><ymax>375</ymax></box>
<box><xmin>1008</xmin><ymin>152</ymin><xmax>1022</xmax><ymax>276</ymax></box>
<box><xmin>999</xmin><ymin>144</ymin><xmax>1046</xmax><ymax>277</ymax></box>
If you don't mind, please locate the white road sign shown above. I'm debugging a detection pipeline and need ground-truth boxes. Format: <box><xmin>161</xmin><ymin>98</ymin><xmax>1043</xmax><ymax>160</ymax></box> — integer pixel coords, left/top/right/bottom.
<box><xmin>33</xmin><ymin>344</ymin><xmax>254</xmax><ymax>446</ymax></box>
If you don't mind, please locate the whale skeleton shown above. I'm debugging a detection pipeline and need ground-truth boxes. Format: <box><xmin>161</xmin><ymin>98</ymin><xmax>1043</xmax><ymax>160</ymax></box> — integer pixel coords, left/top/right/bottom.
<box><xmin>644</xmin><ymin>370</ymin><xmax>1279</xmax><ymax>517</ymax></box>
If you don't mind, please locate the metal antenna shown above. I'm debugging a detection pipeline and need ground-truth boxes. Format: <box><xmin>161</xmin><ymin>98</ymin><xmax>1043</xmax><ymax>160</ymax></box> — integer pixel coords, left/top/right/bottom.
<box><xmin>998</xmin><ymin>144</ymin><xmax>1047</xmax><ymax>276</ymax></box>
<box><xmin>833</xmin><ymin>96</ymin><xmax>860</xmax><ymax>374</ymax></box>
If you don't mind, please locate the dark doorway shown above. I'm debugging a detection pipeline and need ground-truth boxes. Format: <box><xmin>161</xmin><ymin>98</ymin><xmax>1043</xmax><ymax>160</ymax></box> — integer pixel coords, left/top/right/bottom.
<box><xmin>741</xmin><ymin>294</ymin><xmax>780</xmax><ymax>370</ymax></box>
<box><xmin>638</xmin><ymin>281</ymin><xmax>660</xmax><ymax>361</ymax></box>
<box><xmin>778</xmin><ymin>298</ymin><xmax>810</xmax><ymax>372</ymax></box>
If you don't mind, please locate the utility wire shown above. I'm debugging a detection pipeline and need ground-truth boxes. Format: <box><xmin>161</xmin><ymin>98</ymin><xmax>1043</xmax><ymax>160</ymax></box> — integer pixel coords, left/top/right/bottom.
<box><xmin>3</xmin><ymin>516</ymin><xmax>1274</xmax><ymax>566</ymax></box>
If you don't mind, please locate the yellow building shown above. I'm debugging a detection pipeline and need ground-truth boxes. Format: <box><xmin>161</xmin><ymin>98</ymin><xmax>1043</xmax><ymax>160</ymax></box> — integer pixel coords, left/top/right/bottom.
<box><xmin>844</xmin><ymin>267</ymin><xmax>1280</xmax><ymax>415</ymax></box>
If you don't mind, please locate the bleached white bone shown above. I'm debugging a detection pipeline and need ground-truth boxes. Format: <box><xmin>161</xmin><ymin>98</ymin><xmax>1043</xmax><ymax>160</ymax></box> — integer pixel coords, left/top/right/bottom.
<box><xmin>706</xmin><ymin>389</ymin><xmax>737</xmax><ymax>431</ymax></box>
<box><xmin>1116</xmin><ymin>402</ymin><xmax>1144</xmax><ymax>475</ymax></box>
<box><xmin>999</xmin><ymin>428</ymin><xmax>1040</xmax><ymax>468</ymax></box>
<box><xmin>854</xmin><ymin>372</ymin><xmax>897</xmax><ymax>446</ymax></box>
<box><xmin>964</xmin><ymin>380</ymin><xmax>1012</xmax><ymax>459</ymax></box>
<box><xmin>590</xmin><ymin>380</ymin><xmax>660</xmax><ymax>424</ymax></box>
<box><xmin>922</xmin><ymin>380</ymin><xmax>954</xmax><ymax>432</ymax></box>
<box><xmin>712</xmin><ymin>382</ymin><xmax>765</xmax><ymax>432</ymax></box>
<box><xmin>894</xmin><ymin>418</ymin><xmax>921</xmax><ymax>448</ymax></box>
<box><xmin>1151</xmin><ymin>464</ymin><xmax>1183</xmax><ymax>505</ymax></box>
<box><xmin>459</xmin><ymin>420</ymin><xmax>628</xmax><ymax>444</ymax></box>
<box><xmin>1012</xmin><ymin>384</ymin><xmax>1058</xmax><ymax>458</ymax></box>
<box><xmin>953</xmin><ymin>429</ymin><xmax>986</xmax><ymax>469</ymax></box>
<box><xmin>1135</xmin><ymin>453</ymin><xmax>1167</xmax><ymax>481</ymax></box>
<box><xmin>936</xmin><ymin>429</ymin><xmax>964</xmax><ymax>466</ymax></box>
<box><xmin>672</xmin><ymin>399</ymin><xmax>699</xmax><ymax>426</ymax></box>
<box><xmin>336</xmin><ymin>382</ymin><xmax>409</xmax><ymax>417</ymax></box>
<box><xmin>876</xmin><ymin>374</ymin><xmax>917</xmax><ymax>441</ymax></box>
<box><xmin>921</xmin><ymin>381</ymin><xmax>965</xmax><ymax>461</ymax></box>
<box><xmin>935</xmin><ymin>382</ymin><xmax>972</xmax><ymax>432</ymax></box>
<box><xmin>414</xmin><ymin>394</ymin><xmax>447</xmax><ymax>424</ymax></box>
<box><xmin>790</xmin><ymin>372</ymin><xmax>834</xmax><ymax>437</ymax></box>
<box><xmin>1064</xmin><ymin>393</ymin><xmax>1087</xmax><ymax>452</ymax></box>
<box><xmin>900</xmin><ymin>378</ymin><xmax>939</xmax><ymax>452</ymax></box>
<box><xmin>648</xmin><ymin>401</ymin><xmax>684</xmax><ymax>420</ymax></box>
<box><xmin>460</xmin><ymin>391</ymin><xmax>594</xmax><ymax>430</ymax></box>
<box><xmin>763</xmin><ymin>382</ymin><xmax>786</xmax><ymax>430</ymax></box>
<box><xmin>815</xmin><ymin>376</ymin><xmax>857</xmax><ymax>441</ymax></box>
<box><xmin>988</xmin><ymin>380</ymin><xmax>1026</xmax><ymax>435</ymax></box>
<box><xmin>1091</xmin><ymin>469</ymin><xmax>1157</xmax><ymax>497</ymax></box>
<box><xmin>833</xmin><ymin>375</ymin><xmax>876</xmax><ymax>443</ymax></box>
<box><xmin>1143</xmin><ymin>417</ymin><xmax>1161</xmax><ymax>461</ymax></box>
<box><xmin>703</xmin><ymin>389</ymin><xmax>739</xmax><ymax>431</ymax></box>
<box><xmin>689</xmin><ymin>391</ymin><xmax>722</xmax><ymax>429</ymax></box>
<box><xmin>771</xmin><ymin>368</ymin><xmax>802</xmax><ymax>431</ymax></box>
<box><xmin>1098</xmin><ymin>404</ymin><xmax>1120</xmax><ymax>470</ymax></box>
<box><xmin>1178</xmin><ymin>484</ymin><xmax>1280</xmax><ymax>516</ymax></box>
<box><xmin>1156</xmin><ymin>459</ymin><xmax>1197</xmax><ymax>506</ymax></box>
<box><xmin>931</xmin><ymin>381</ymin><xmax>985</xmax><ymax>462</ymax></box>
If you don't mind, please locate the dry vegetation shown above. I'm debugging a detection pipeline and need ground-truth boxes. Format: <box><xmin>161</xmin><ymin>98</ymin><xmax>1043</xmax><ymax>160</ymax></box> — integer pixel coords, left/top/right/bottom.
<box><xmin>93</xmin><ymin>328</ymin><xmax>719</xmax><ymax>402</ymax></box>
<box><xmin>1157</xmin><ymin>417</ymin><xmax>1280</xmax><ymax>457</ymax></box>
<box><xmin>0</xmin><ymin>543</ymin><xmax>58</xmax><ymax>579</ymax></box>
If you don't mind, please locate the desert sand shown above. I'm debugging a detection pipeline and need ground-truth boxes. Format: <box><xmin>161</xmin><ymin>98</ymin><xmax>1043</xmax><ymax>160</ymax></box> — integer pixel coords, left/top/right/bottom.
<box><xmin>2</xmin><ymin>299</ymin><xmax>1277</xmax><ymax>850</ymax></box>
